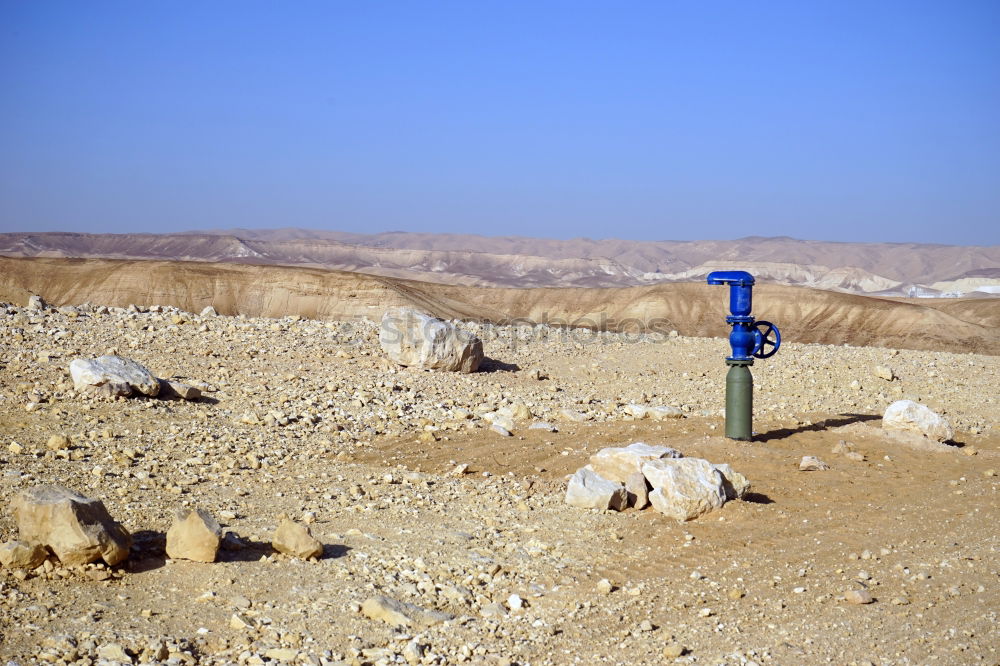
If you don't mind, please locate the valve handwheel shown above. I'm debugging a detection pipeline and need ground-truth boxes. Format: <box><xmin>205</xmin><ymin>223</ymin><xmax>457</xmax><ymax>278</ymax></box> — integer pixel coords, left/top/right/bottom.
<box><xmin>752</xmin><ymin>321</ymin><xmax>781</xmax><ymax>359</ymax></box>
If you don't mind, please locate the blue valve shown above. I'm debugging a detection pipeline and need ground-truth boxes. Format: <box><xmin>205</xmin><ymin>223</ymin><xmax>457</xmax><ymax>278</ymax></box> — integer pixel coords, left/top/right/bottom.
<box><xmin>707</xmin><ymin>271</ymin><xmax>781</xmax><ymax>441</ymax></box>
<box><xmin>706</xmin><ymin>271</ymin><xmax>781</xmax><ymax>363</ymax></box>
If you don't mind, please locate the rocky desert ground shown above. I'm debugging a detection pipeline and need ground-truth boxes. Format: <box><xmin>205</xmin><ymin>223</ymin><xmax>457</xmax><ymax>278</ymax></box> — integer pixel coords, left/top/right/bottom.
<box><xmin>0</xmin><ymin>288</ymin><xmax>998</xmax><ymax>666</ymax></box>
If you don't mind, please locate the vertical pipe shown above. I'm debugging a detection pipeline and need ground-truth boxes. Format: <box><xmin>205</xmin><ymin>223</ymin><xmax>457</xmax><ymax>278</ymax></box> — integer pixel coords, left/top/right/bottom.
<box><xmin>725</xmin><ymin>363</ymin><xmax>753</xmax><ymax>440</ymax></box>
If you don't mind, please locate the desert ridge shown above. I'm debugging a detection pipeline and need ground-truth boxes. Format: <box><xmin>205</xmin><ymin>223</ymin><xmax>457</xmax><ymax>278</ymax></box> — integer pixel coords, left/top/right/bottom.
<box><xmin>0</xmin><ymin>256</ymin><xmax>997</xmax><ymax>355</ymax></box>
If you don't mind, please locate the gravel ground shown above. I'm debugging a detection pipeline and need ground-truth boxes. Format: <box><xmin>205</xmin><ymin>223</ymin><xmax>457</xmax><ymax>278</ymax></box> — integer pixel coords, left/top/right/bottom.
<box><xmin>1</xmin><ymin>302</ymin><xmax>997</xmax><ymax>665</ymax></box>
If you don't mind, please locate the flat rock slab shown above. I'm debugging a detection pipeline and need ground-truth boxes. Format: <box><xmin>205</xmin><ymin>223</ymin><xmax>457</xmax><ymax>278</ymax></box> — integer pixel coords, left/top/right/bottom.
<box><xmin>379</xmin><ymin>307</ymin><xmax>483</xmax><ymax>373</ymax></box>
<box><xmin>69</xmin><ymin>355</ymin><xmax>160</xmax><ymax>397</ymax></box>
<box><xmin>159</xmin><ymin>380</ymin><xmax>202</xmax><ymax>400</ymax></box>
<box><xmin>361</xmin><ymin>595</ymin><xmax>455</xmax><ymax>628</ymax></box>
<box><xmin>565</xmin><ymin>467</ymin><xmax>627</xmax><ymax>511</ymax></box>
<box><xmin>11</xmin><ymin>485</ymin><xmax>131</xmax><ymax>566</ymax></box>
<box><xmin>643</xmin><ymin>458</ymin><xmax>727</xmax><ymax>522</ymax></box>
<box><xmin>589</xmin><ymin>442</ymin><xmax>683</xmax><ymax>483</ymax></box>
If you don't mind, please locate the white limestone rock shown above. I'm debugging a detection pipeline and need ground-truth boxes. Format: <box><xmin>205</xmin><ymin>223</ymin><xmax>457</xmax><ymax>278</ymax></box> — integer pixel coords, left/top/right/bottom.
<box><xmin>642</xmin><ymin>458</ymin><xmax>727</xmax><ymax>521</ymax></box>
<box><xmin>200</xmin><ymin>305</ymin><xmax>218</xmax><ymax>317</ymax></box>
<box><xmin>882</xmin><ymin>400</ymin><xmax>953</xmax><ymax>443</ymax></box>
<box><xmin>27</xmin><ymin>294</ymin><xmax>46</xmax><ymax>310</ymax></box>
<box><xmin>11</xmin><ymin>485</ymin><xmax>131</xmax><ymax>566</ymax></box>
<box><xmin>712</xmin><ymin>463</ymin><xmax>751</xmax><ymax>500</ymax></box>
<box><xmin>69</xmin><ymin>355</ymin><xmax>160</xmax><ymax>397</ymax></box>
<box><xmin>799</xmin><ymin>456</ymin><xmax>830</xmax><ymax>471</ymax></box>
<box><xmin>379</xmin><ymin>307</ymin><xmax>484</xmax><ymax>373</ymax></box>
<box><xmin>565</xmin><ymin>467</ymin><xmax>627</xmax><ymax>511</ymax></box>
<box><xmin>589</xmin><ymin>442</ymin><xmax>683</xmax><ymax>483</ymax></box>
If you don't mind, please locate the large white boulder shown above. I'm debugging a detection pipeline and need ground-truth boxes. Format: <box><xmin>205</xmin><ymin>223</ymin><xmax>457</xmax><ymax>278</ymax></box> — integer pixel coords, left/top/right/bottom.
<box><xmin>69</xmin><ymin>355</ymin><xmax>160</xmax><ymax>397</ymax></box>
<box><xmin>642</xmin><ymin>458</ymin><xmax>727</xmax><ymax>522</ymax></box>
<box><xmin>11</xmin><ymin>485</ymin><xmax>131</xmax><ymax>566</ymax></box>
<box><xmin>882</xmin><ymin>400</ymin><xmax>953</xmax><ymax>443</ymax></box>
<box><xmin>379</xmin><ymin>308</ymin><xmax>484</xmax><ymax>373</ymax></box>
<box><xmin>565</xmin><ymin>467</ymin><xmax>627</xmax><ymax>511</ymax></box>
<box><xmin>589</xmin><ymin>442</ymin><xmax>683</xmax><ymax>483</ymax></box>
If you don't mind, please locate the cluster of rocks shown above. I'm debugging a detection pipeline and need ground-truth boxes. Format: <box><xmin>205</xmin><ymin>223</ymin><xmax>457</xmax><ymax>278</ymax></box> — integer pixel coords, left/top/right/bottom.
<box><xmin>565</xmin><ymin>442</ymin><xmax>750</xmax><ymax>521</ymax></box>
<box><xmin>1</xmin><ymin>484</ymin><xmax>324</xmax><ymax>576</ymax></box>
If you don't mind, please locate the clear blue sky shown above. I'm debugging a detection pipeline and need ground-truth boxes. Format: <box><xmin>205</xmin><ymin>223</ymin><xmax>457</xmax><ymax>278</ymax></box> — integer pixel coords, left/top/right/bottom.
<box><xmin>2</xmin><ymin>1</ymin><xmax>998</xmax><ymax>244</ymax></box>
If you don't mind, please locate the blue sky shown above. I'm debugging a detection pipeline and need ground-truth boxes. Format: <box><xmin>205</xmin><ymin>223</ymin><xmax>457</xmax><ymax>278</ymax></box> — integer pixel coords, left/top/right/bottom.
<box><xmin>1</xmin><ymin>1</ymin><xmax>998</xmax><ymax>244</ymax></box>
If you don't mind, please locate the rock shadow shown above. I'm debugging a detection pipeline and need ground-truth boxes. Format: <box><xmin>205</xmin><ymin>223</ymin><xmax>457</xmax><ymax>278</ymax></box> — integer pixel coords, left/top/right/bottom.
<box><xmin>478</xmin><ymin>357</ymin><xmax>520</xmax><ymax>373</ymax></box>
<box><xmin>742</xmin><ymin>492</ymin><xmax>774</xmax><ymax>504</ymax></box>
<box><xmin>754</xmin><ymin>413</ymin><xmax>881</xmax><ymax>442</ymax></box>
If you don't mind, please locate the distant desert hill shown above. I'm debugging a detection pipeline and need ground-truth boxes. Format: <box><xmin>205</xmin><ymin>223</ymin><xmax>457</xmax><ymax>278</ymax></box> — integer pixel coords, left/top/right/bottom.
<box><xmin>3</xmin><ymin>231</ymin><xmax>999</xmax><ymax>296</ymax></box>
<box><xmin>1</xmin><ymin>256</ymin><xmax>996</xmax><ymax>355</ymax></box>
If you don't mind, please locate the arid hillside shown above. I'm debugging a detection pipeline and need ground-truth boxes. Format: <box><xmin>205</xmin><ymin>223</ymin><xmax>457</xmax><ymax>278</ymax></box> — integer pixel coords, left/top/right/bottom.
<box><xmin>3</xmin><ymin>231</ymin><xmax>999</xmax><ymax>295</ymax></box>
<box><xmin>1</xmin><ymin>256</ymin><xmax>996</xmax><ymax>355</ymax></box>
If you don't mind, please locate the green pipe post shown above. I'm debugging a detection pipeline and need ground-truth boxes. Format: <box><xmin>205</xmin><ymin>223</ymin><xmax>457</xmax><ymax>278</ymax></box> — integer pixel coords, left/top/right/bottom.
<box><xmin>725</xmin><ymin>360</ymin><xmax>754</xmax><ymax>440</ymax></box>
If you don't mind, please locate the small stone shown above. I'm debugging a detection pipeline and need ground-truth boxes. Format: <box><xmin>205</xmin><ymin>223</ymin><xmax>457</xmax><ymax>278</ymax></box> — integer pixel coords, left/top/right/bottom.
<box><xmin>46</xmin><ymin>434</ymin><xmax>72</xmax><ymax>451</ymax></box>
<box><xmin>596</xmin><ymin>578</ymin><xmax>614</xmax><ymax>594</ymax></box>
<box><xmin>0</xmin><ymin>540</ymin><xmax>48</xmax><ymax>570</ymax></box>
<box><xmin>558</xmin><ymin>408</ymin><xmax>588</xmax><ymax>422</ymax></box>
<box><xmin>265</xmin><ymin>648</ymin><xmax>299</xmax><ymax>662</ymax></box>
<box><xmin>96</xmin><ymin>643</ymin><xmax>131</xmax><ymax>663</ymax></box>
<box><xmin>663</xmin><ymin>643</ymin><xmax>686</xmax><ymax>659</ymax></box>
<box><xmin>272</xmin><ymin>519</ymin><xmax>323</xmax><ymax>559</ymax></box>
<box><xmin>491</xmin><ymin>424</ymin><xmax>512</xmax><ymax>437</ymax></box>
<box><xmin>874</xmin><ymin>365</ymin><xmax>895</xmax><ymax>381</ymax></box>
<box><xmin>832</xmin><ymin>440</ymin><xmax>852</xmax><ymax>454</ymax></box>
<box><xmin>160</xmin><ymin>381</ymin><xmax>202</xmax><ymax>400</ymax></box>
<box><xmin>845</xmin><ymin>451</ymin><xmax>866</xmax><ymax>462</ymax></box>
<box><xmin>984</xmin><ymin>469</ymin><xmax>996</xmax><ymax>477</ymax></box>
<box><xmin>528</xmin><ymin>421</ymin><xmax>558</xmax><ymax>432</ymax></box>
<box><xmin>728</xmin><ymin>589</ymin><xmax>745</xmax><ymax>600</ymax></box>
<box><xmin>799</xmin><ymin>456</ymin><xmax>830</xmax><ymax>471</ymax></box>
<box><xmin>507</xmin><ymin>594</ymin><xmax>524</xmax><ymax>610</ymax></box>
<box><xmin>891</xmin><ymin>596</ymin><xmax>910</xmax><ymax>605</ymax></box>
<box><xmin>200</xmin><ymin>305</ymin><xmax>218</xmax><ymax>317</ymax></box>
<box><xmin>360</xmin><ymin>595</ymin><xmax>455</xmax><ymax>628</ymax></box>
<box><xmin>845</xmin><ymin>589</ymin><xmax>874</xmax><ymax>604</ymax></box>
<box><xmin>638</xmin><ymin>619</ymin><xmax>654</xmax><ymax>632</ymax></box>
<box><xmin>230</xmin><ymin>612</ymin><xmax>256</xmax><ymax>630</ymax></box>
<box><xmin>166</xmin><ymin>508</ymin><xmax>222</xmax><ymax>563</ymax></box>
<box><xmin>402</xmin><ymin>640</ymin><xmax>425</xmax><ymax>665</ymax></box>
